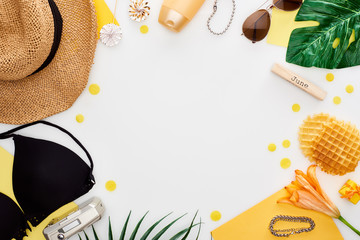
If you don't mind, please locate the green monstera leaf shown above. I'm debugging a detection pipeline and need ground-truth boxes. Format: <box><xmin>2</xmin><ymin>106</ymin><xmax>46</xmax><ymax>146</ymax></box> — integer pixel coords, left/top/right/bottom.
<box><xmin>286</xmin><ymin>0</ymin><xmax>360</xmax><ymax>69</ymax></box>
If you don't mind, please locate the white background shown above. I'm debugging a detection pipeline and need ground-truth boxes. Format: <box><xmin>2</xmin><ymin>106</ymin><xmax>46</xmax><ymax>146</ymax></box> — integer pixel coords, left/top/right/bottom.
<box><xmin>1</xmin><ymin>0</ymin><xmax>360</xmax><ymax>239</ymax></box>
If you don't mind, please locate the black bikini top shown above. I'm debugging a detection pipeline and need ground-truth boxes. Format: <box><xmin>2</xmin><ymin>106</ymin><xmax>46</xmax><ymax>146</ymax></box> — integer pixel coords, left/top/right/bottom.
<box><xmin>0</xmin><ymin>121</ymin><xmax>95</xmax><ymax>240</ymax></box>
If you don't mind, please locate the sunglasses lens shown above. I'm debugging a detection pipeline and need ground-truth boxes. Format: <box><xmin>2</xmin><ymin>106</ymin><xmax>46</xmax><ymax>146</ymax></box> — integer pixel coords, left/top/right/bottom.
<box><xmin>273</xmin><ymin>0</ymin><xmax>302</xmax><ymax>11</ymax></box>
<box><xmin>242</xmin><ymin>10</ymin><xmax>271</xmax><ymax>42</ymax></box>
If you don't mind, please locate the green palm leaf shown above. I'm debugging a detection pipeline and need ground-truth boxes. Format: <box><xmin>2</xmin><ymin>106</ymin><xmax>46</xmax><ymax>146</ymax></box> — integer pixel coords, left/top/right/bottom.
<box><xmin>195</xmin><ymin>218</ymin><xmax>201</xmax><ymax>240</ymax></box>
<box><xmin>92</xmin><ymin>226</ymin><xmax>100</xmax><ymax>240</ymax></box>
<box><xmin>82</xmin><ymin>230</ymin><xmax>90</xmax><ymax>240</ymax></box>
<box><xmin>180</xmin><ymin>211</ymin><xmax>198</xmax><ymax>240</ymax></box>
<box><xmin>80</xmin><ymin>211</ymin><xmax>201</xmax><ymax>240</ymax></box>
<box><xmin>119</xmin><ymin>211</ymin><xmax>132</xmax><ymax>240</ymax></box>
<box><xmin>139</xmin><ymin>212</ymin><xmax>172</xmax><ymax>240</ymax></box>
<box><xmin>169</xmin><ymin>223</ymin><xmax>201</xmax><ymax>240</ymax></box>
<box><xmin>286</xmin><ymin>0</ymin><xmax>360</xmax><ymax>69</ymax></box>
<box><xmin>129</xmin><ymin>211</ymin><xmax>149</xmax><ymax>240</ymax></box>
<box><xmin>109</xmin><ymin>217</ymin><xmax>113</xmax><ymax>240</ymax></box>
<box><xmin>151</xmin><ymin>214</ymin><xmax>187</xmax><ymax>240</ymax></box>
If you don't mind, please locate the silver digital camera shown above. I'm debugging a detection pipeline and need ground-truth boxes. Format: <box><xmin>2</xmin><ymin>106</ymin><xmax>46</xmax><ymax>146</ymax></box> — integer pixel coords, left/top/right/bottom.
<box><xmin>43</xmin><ymin>197</ymin><xmax>105</xmax><ymax>240</ymax></box>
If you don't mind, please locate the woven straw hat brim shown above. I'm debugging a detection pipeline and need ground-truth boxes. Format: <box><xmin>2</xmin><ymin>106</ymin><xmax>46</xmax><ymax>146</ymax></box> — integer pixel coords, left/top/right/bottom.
<box><xmin>0</xmin><ymin>0</ymin><xmax>97</xmax><ymax>125</ymax></box>
<box><xmin>0</xmin><ymin>0</ymin><xmax>55</xmax><ymax>81</ymax></box>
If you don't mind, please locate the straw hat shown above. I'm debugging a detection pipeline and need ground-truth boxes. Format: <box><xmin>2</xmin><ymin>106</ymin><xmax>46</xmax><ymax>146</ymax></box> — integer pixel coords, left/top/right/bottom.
<box><xmin>0</xmin><ymin>0</ymin><xmax>97</xmax><ymax>124</ymax></box>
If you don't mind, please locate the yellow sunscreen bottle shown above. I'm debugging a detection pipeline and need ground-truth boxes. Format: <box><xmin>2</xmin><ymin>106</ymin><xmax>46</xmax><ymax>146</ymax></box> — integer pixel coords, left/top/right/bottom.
<box><xmin>158</xmin><ymin>0</ymin><xmax>205</xmax><ymax>32</ymax></box>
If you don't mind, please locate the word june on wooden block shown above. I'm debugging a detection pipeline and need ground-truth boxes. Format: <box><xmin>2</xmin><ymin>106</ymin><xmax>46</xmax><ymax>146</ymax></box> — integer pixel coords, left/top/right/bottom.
<box><xmin>271</xmin><ymin>63</ymin><xmax>327</xmax><ymax>101</ymax></box>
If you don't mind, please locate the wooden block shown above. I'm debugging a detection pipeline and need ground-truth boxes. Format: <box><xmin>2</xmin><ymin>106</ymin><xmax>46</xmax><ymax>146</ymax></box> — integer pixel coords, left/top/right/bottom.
<box><xmin>271</xmin><ymin>63</ymin><xmax>327</xmax><ymax>101</ymax></box>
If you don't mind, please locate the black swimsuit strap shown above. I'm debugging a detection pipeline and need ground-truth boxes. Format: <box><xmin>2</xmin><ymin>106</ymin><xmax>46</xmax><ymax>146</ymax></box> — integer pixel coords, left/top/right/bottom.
<box><xmin>0</xmin><ymin>121</ymin><xmax>94</xmax><ymax>173</ymax></box>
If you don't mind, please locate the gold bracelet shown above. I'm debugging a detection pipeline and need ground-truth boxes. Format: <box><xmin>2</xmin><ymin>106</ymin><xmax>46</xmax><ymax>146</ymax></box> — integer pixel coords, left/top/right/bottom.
<box><xmin>269</xmin><ymin>215</ymin><xmax>315</xmax><ymax>237</ymax></box>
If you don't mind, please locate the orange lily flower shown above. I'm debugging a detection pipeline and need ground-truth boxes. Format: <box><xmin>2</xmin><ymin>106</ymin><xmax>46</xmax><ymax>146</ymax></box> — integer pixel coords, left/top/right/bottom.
<box><xmin>278</xmin><ymin>165</ymin><xmax>340</xmax><ymax>218</ymax></box>
<box><xmin>278</xmin><ymin>165</ymin><xmax>360</xmax><ymax>236</ymax></box>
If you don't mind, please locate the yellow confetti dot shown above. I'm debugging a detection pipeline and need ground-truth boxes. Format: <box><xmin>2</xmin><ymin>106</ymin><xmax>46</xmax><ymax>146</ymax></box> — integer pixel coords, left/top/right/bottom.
<box><xmin>76</xmin><ymin>114</ymin><xmax>84</xmax><ymax>123</ymax></box>
<box><xmin>280</xmin><ymin>158</ymin><xmax>291</xmax><ymax>169</ymax></box>
<box><xmin>268</xmin><ymin>143</ymin><xmax>276</xmax><ymax>152</ymax></box>
<box><xmin>326</xmin><ymin>73</ymin><xmax>334</xmax><ymax>82</ymax></box>
<box><xmin>105</xmin><ymin>180</ymin><xmax>117</xmax><ymax>192</ymax></box>
<box><xmin>140</xmin><ymin>25</ymin><xmax>149</xmax><ymax>34</ymax></box>
<box><xmin>210</xmin><ymin>211</ymin><xmax>222</xmax><ymax>221</ymax></box>
<box><xmin>332</xmin><ymin>38</ymin><xmax>340</xmax><ymax>49</ymax></box>
<box><xmin>333</xmin><ymin>96</ymin><xmax>341</xmax><ymax>105</ymax></box>
<box><xmin>349</xmin><ymin>29</ymin><xmax>356</xmax><ymax>46</ymax></box>
<box><xmin>292</xmin><ymin>104</ymin><xmax>300</xmax><ymax>112</ymax></box>
<box><xmin>282</xmin><ymin>140</ymin><xmax>291</xmax><ymax>148</ymax></box>
<box><xmin>89</xmin><ymin>84</ymin><xmax>100</xmax><ymax>95</ymax></box>
<box><xmin>346</xmin><ymin>85</ymin><xmax>354</xmax><ymax>93</ymax></box>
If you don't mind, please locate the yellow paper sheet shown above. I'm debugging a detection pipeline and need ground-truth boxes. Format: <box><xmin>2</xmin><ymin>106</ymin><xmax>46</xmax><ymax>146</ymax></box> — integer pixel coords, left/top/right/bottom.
<box><xmin>267</xmin><ymin>8</ymin><xmax>318</xmax><ymax>47</ymax></box>
<box><xmin>94</xmin><ymin>0</ymin><xmax>119</xmax><ymax>38</ymax></box>
<box><xmin>0</xmin><ymin>147</ymin><xmax>78</xmax><ymax>240</ymax></box>
<box><xmin>211</xmin><ymin>189</ymin><xmax>343</xmax><ymax>240</ymax></box>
